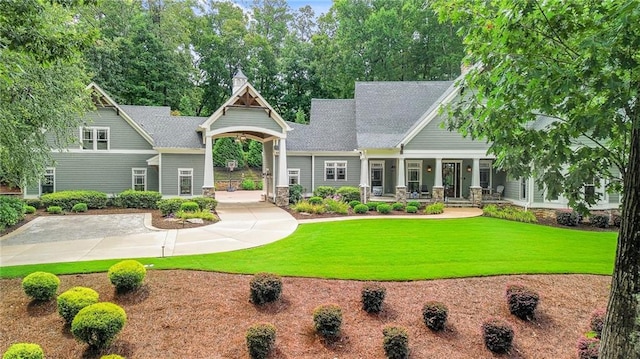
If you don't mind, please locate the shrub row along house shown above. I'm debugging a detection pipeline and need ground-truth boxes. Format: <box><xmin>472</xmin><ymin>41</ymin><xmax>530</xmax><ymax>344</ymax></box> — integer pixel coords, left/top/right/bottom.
<box><xmin>23</xmin><ymin>70</ymin><xmax>620</xmax><ymax>210</ymax></box>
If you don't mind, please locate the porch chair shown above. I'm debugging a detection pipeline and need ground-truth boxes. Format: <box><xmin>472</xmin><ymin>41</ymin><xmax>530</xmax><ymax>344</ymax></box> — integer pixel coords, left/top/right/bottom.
<box><xmin>420</xmin><ymin>185</ymin><xmax>431</xmax><ymax>199</ymax></box>
<box><xmin>492</xmin><ymin>185</ymin><xmax>504</xmax><ymax>200</ymax></box>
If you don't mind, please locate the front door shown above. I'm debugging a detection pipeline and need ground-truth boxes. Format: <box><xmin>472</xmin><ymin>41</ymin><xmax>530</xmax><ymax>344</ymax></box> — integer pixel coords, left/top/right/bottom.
<box><xmin>370</xmin><ymin>161</ymin><xmax>384</xmax><ymax>196</ymax></box>
<box><xmin>442</xmin><ymin>162</ymin><xmax>461</xmax><ymax>198</ymax></box>
<box><xmin>406</xmin><ymin>161</ymin><xmax>422</xmax><ymax>194</ymax></box>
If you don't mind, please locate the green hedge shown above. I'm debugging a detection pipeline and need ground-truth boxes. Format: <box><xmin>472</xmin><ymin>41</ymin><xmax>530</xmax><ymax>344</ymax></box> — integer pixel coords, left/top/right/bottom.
<box><xmin>40</xmin><ymin>190</ymin><xmax>108</xmax><ymax>211</ymax></box>
<box><xmin>117</xmin><ymin>190</ymin><xmax>162</xmax><ymax>209</ymax></box>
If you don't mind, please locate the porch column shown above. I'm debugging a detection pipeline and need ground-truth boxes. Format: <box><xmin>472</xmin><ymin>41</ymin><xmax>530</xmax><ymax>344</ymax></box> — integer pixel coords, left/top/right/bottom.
<box><xmin>202</xmin><ymin>135</ymin><xmax>215</xmax><ymax>198</ymax></box>
<box><xmin>275</xmin><ymin>138</ymin><xmax>289</xmax><ymax>206</ymax></box>
<box><xmin>359</xmin><ymin>153</ymin><xmax>369</xmax><ymax>203</ymax></box>
<box><xmin>470</xmin><ymin>158</ymin><xmax>482</xmax><ymax>207</ymax></box>
<box><xmin>432</xmin><ymin>158</ymin><xmax>444</xmax><ymax>203</ymax></box>
<box><xmin>395</xmin><ymin>157</ymin><xmax>407</xmax><ymax>204</ymax></box>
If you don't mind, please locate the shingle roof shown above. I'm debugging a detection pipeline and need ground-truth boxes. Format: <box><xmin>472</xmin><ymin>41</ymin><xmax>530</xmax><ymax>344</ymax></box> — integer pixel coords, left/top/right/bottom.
<box><xmin>119</xmin><ymin>105</ymin><xmax>208</xmax><ymax>149</ymax></box>
<box><xmin>287</xmin><ymin>99</ymin><xmax>358</xmax><ymax>151</ymax></box>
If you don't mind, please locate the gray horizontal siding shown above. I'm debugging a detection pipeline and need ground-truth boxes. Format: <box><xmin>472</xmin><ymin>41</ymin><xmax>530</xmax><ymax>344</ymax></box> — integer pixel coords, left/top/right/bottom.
<box><xmin>404</xmin><ymin>112</ymin><xmax>491</xmax><ymax>151</ymax></box>
<box><xmin>287</xmin><ymin>156</ymin><xmax>312</xmax><ymax>192</ymax></box>
<box><xmin>314</xmin><ymin>156</ymin><xmax>361</xmax><ymax>188</ymax></box>
<box><xmin>504</xmin><ymin>178</ymin><xmax>520</xmax><ymax>200</ymax></box>
<box><xmin>161</xmin><ymin>154</ymin><xmax>205</xmax><ymax>196</ymax></box>
<box><xmin>210</xmin><ymin>108</ymin><xmax>283</xmax><ymax>133</ymax></box>
<box><xmin>84</xmin><ymin>108</ymin><xmax>152</xmax><ymax>150</ymax></box>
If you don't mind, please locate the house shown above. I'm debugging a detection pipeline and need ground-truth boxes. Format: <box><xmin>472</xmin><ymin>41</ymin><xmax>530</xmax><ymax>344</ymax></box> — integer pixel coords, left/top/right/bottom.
<box><xmin>24</xmin><ymin>70</ymin><xmax>621</xmax><ymax>211</ymax></box>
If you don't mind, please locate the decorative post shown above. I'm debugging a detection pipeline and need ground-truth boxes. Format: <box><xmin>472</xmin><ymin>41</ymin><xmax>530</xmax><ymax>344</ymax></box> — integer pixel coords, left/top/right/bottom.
<box><xmin>432</xmin><ymin>158</ymin><xmax>444</xmax><ymax>203</ymax></box>
<box><xmin>470</xmin><ymin>158</ymin><xmax>482</xmax><ymax>207</ymax></box>
<box><xmin>275</xmin><ymin>138</ymin><xmax>289</xmax><ymax>207</ymax></box>
<box><xmin>395</xmin><ymin>158</ymin><xmax>407</xmax><ymax>204</ymax></box>
<box><xmin>359</xmin><ymin>152</ymin><xmax>369</xmax><ymax>204</ymax></box>
<box><xmin>202</xmin><ymin>135</ymin><xmax>215</xmax><ymax>198</ymax></box>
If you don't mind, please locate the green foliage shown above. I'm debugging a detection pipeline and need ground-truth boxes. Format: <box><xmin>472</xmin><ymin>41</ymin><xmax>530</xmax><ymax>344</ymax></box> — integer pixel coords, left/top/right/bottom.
<box><xmin>391</xmin><ymin>202</ymin><xmax>405</xmax><ymax>211</ymax></box>
<box><xmin>46</xmin><ymin>206</ymin><xmax>62</xmax><ymax>214</ymax></box>
<box><xmin>213</xmin><ymin>138</ymin><xmax>245</xmax><ymax>167</ymax></box>
<box><xmin>175</xmin><ymin>210</ymin><xmax>217</xmax><ymax>222</ymax></box>
<box><xmin>353</xmin><ymin>203</ymin><xmax>369</xmax><ymax>214</ymax></box>
<box><xmin>0</xmin><ymin>196</ymin><xmax>25</xmax><ymax>230</ymax></box>
<box><xmin>308</xmin><ymin>196</ymin><xmax>323</xmax><ymax>205</ymax></box>
<box><xmin>249</xmin><ymin>273</ymin><xmax>282</xmax><ymax>305</ymax></box>
<box><xmin>108</xmin><ymin>260</ymin><xmax>146</xmax><ymax>292</ymax></box>
<box><xmin>406</xmin><ymin>201</ymin><xmax>420</xmax><ymax>209</ymax></box>
<box><xmin>506</xmin><ymin>284</ymin><xmax>539</xmax><ymax>321</ymax></box>
<box><xmin>361</xmin><ymin>283</ymin><xmax>386</xmax><ymax>313</ymax></box>
<box><xmin>100</xmin><ymin>356</ymin><xmax>125</xmax><ymax>359</ymax></box>
<box><xmin>590</xmin><ymin>309</ymin><xmax>606</xmax><ymax>338</ymax></box>
<box><xmin>241</xmin><ymin>179</ymin><xmax>256</xmax><ymax>190</ymax></box>
<box><xmin>57</xmin><ymin>287</ymin><xmax>100</xmax><ymax>324</ymax></box>
<box><xmin>367</xmin><ymin>201</ymin><xmax>382</xmax><ymax>211</ymax></box>
<box><xmin>590</xmin><ymin>214</ymin><xmax>610</xmax><ymax>228</ymax></box>
<box><xmin>71</xmin><ymin>302</ymin><xmax>127</xmax><ymax>349</ymax></box>
<box><xmin>291</xmin><ymin>201</ymin><xmax>326</xmax><ymax>214</ymax></box>
<box><xmin>482</xmin><ymin>318</ymin><xmax>514</xmax><ymax>353</ymax></box>
<box><xmin>556</xmin><ymin>210</ymin><xmax>580</xmax><ymax>227</ymax></box>
<box><xmin>576</xmin><ymin>336</ymin><xmax>600</xmax><ymax>359</ymax></box>
<box><xmin>313</xmin><ymin>304</ymin><xmax>342</xmax><ymax>338</ymax></box>
<box><xmin>40</xmin><ymin>191</ymin><xmax>108</xmax><ymax>211</ymax></box>
<box><xmin>179</xmin><ymin>201</ymin><xmax>199</xmax><ymax>212</ymax></box>
<box><xmin>2</xmin><ymin>343</ymin><xmax>44</xmax><ymax>359</ymax></box>
<box><xmin>313</xmin><ymin>186</ymin><xmax>336</xmax><ymax>198</ymax></box>
<box><xmin>117</xmin><ymin>190</ymin><xmax>162</xmax><ymax>209</ymax></box>
<box><xmin>23</xmin><ymin>205</ymin><xmax>36</xmax><ymax>214</ymax></box>
<box><xmin>324</xmin><ymin>198</ymin><xmax>349</xmax><ymax>214</ymax></box>
<box><xmin>377</xmin><ymin>203</ymin><xmax>392</xmax><ymax>214</ymax></box>
<box><xmin>405</xmin><ymin>205</ymin><xmax>418</xmax><ymax>213</ymax></box>
<box><xmin>289</xmin><ymin>184</ymin><xmax>304</xmax><ymax>204</ymax></box>
<box><xmin>483</xmin><ymin>205</ymin><xmax>537</xmax><ymax>223</ymax></box>
<box><xmin>72</xmin><ymin>203</ymin><xmax>88</xmax><ymax>213</ymax></box>
<box><xmin>336</xmin><ymin>186</ymin><xmax>360</xmax><ymax>202</ymax></box>
<box><xmin>246</xmin><ymin>323</ymin><xmax>276</xmax><ymax>359</ymax></box>
<box><xmin>157</xmin><ymin>198</ymin><xmax>185</xmax><ymax>216</ymax></box>
<box><xmin>422</xmin><ymin>301</ymin><xmax>449</xmax><ymax>331</ymax></box>
<box><xmin>24</xmin><ymin>199</ymin><xmax>42</xmax><ymax>209</ymax></box>
<box><xmin>22</xmin><ymin>272</ymin><xmax>60</xmax><ymax>301</ymax></box>
<box><xmin>190</xmin><ymin>197</ymin><xmax>218</xmax><ymax>211</ymax></box>
<box><xmin>246</xmin><ymin>140</ymin><xmax>263</xmax><ymax>168</ymax></box>
<box><xmin>382</xmin><ymin>326</ymin><xmax>409</xmax><ymax>359</ymax></box>
<box><xmin>348</xmin><ymin>200</ymin><xmax>361</xmax><ymax>208</ymax></box>
<box><xmin>424</xmin><ymin>202</ymin><xmax>445</xmax><ymax>215</ymax></box>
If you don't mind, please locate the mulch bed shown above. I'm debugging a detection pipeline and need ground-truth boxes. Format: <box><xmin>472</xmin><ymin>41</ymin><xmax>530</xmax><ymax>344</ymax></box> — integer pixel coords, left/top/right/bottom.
<box><xmin>0</xmin><ymin>271</ymin><xmax>610</xmax><ymax>358</ymax></box>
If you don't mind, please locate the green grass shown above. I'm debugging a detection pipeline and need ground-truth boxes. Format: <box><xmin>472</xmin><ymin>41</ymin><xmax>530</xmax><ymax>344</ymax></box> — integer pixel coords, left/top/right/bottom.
<box><xmin>0</xmin><ymin>217</ymin><xmax>617</xmax><ymax>280</ymax></box>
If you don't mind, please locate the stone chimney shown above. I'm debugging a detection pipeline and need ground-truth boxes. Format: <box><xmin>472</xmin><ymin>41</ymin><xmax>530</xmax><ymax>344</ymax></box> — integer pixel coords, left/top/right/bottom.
<box><xmin>232</xmin><ymin>68</ymin><xmax>248</xmax><ymax>94</ymax></box>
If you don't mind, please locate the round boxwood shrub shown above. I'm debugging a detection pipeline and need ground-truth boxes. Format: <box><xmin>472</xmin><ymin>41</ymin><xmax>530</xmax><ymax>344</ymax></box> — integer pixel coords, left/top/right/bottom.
<box><xmin>482</xmin><ymin>318</ymin><xmax>514</xmax><ymax>353</ymax></box>
<box><xmin>422</xmin><ymin>301</ymin><xmax>448</xmax><ymax>331</ymax></box>
<box><xmin>353</xmin><ymin>203</ymin><xmax>369</xmax><ymax>214</ymax></box>
<box><xmin>361</xmin><ymin>283</ymin><xmax>386</xmax><ymax>313</ymax></box>
<box><xmin>100</xmin><ymin>355</ymin><xmax>125</xmax><ymax>359</ymax></box>
<box><xmin>249</xmin><ymin>273</ymin><xmax>283</xmax><ymax>305</ymax></box>
<box><xmin>377</xmin><ymin>203</ymin><xmax>392</xmax><ymax>214</ymax></box>
<box><xmin>576</xmin><ymin>336</ymin><xmax>600</xmax><ymax>359</ymax></box>
<box><xmin>179</xmin><ymin>201</ymin><xmax>199</xmax><ymax>212</ymax></box>
<box><xmin>71</xmin><ymin>302</ymin><xmax>127</xmax><ymax>349</ymax></box>
<box><xmin>348</xmin><ymin>200</ymin><xmax>361</xmax><ymax>208</ymax></box>
<box><xmin>391</xmin><ymin>202</ymin><xmax>405</xmax><ymax>211</ymax></box>
<box><xmin>405</xmin><ymin>205</ymin><xmax>417</xmax><ymax>213</ymax></box>
<box><xmin>382</xmin><ymin>326</ymin><xmax>409</xmax><ymax>359</ymax></box>
<box><xmin>313</xmin><ymin>304</ymin><xmax>342</xmax><ymax>338</ymax></box>
<box><xmin>57</xmin><ymin>286</ymin><xmax>100</xmax><ymax>323</ymax></box>
<box><xmin>505</xmin><ymin>284</ymin><xmax>539</xmax><ymax>320</ymax></box>
<box><xmin>2</xmin><ymin>343</ymin><xmax>44</xmax><ymax>359</ymax></box>
<box><xmin>308</xmin><ymin>196</ymin><xmax>323</xmax><ymax>205</ymax></box>
<box><xmin>590</xmin><ymin>214</ymin><xmax>610</xmax><ymax>228</ymax></box>
<box><xmin>46</xmin><ymin>206</ymin><xmax>62</xmax><ymax>214</ymax></box>
<box><xmin>589</xmin><ymin>308</ymin><xmax>606</xmax><ymax>338</ymax></box>
<box><xmin>246</xmin><ymin>323</ymin><xmax>276</xmax><ymax>359</ymax></box>
<box><xmin>556</xmin><ymin>210</ymin><xmax>580</xmax><ymax>226</ymax></box>
<box><xmin>72</xmin><ymin>202</ymin><xmax>88</xmax><ymax>213</ymax></box>
<box><xmin>108</xmin><ymin>260</ymin><xmax>146</xmax><ymax>292</ymax></box>
<box><xmin>23</xmin><ymin>205</ymin><xmax>37</xmax><ymax>214</ymax></box>
<box><xmin>406</xmin><ymin>200</ymin><xmax>420</xmax><ymax>209</ymax></box>
<box><xmin>22</xmin><ymin>271</ymin><xmax>60</xmax><ymax>301</ymax></box>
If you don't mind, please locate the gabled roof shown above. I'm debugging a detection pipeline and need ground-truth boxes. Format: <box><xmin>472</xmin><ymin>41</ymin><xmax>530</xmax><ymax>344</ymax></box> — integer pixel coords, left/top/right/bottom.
<box><xmin>287</xmin><ymin>99</ymin><xmax>358</xmax><ymax>151</ymax></box>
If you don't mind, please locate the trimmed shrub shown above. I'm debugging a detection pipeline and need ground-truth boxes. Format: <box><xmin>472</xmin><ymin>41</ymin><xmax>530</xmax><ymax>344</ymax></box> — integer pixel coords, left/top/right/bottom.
<box><xmin>407</xmin><ymin>200</ymin><xmax>420</xmax><ymax>209</ymax></box>
<box><xmin>71</xmin><ymin>302</ymin><xmax>126</xmax><ymax>349</ymax></box>
<box><xmin>0</xmin><ymin>196</ymin><xmax>25</xmax><ymax>231</ymax></box>
<box><xmin>313</xmin><ymin>186</ymin><xmax>336</xmax><ymax>198</ymax></box>
<box><xmin>289</xmin><ymin>184</ymin><xmax>304</xmax><ymax>203</ymax></box>
<box><xmin>556</xmin><ymin>210</ymin><xmax>580</xmax><ymax>226</ymax></box>
<box><xmin>367</xmin><ymin>201</ymin><xmax>382</xmax><ymax>211</ymax></box>
<box><xmin>292</xmin><ymin>201</ymin><xmax>326</xmax><ymax>214</ymax></box>
<box><xmin>377</xmin><ymin>203</ymin><xmax>392</xmax><ymax>214</ymax></box>
<box><xmin>176</xmin><ymin>210</ymin><xmax>217</xmax><ymax>221</ymax></box>
<box><xmin>313</xmin><ymin>304</ymin><xmax>342</xmax><ymax>338</ymax></box>
<box><xmin>324</xmin><ymin>198</ymin><xmax>349</xmax><ymax>214</ymax></box>
<box><xmin>391</xmin><ymin>202</ymin><xmax>405</xmax><ymax>211</ymax></box>
<box><xmin>361</xmin><ymin>283</ymin><xmax>386</xmax><ymax>313</ymax></box>
<box><xmin>589</xmin><ymin>308</ymin><xmax>606</xmax><ymax>338</ymax></box>
<box><xmin>506</xmin><ymin>284</ymin><xmax>539</xmax><ymax>321</ymax></box>
<box><xmin>72</xmin><ymin>202</ymin><xmax>88</xmax><ymax>213</ymax></box>
<box><xmin>482</xmin><ymin>318</ymin><xmax>514</xmax><ymax>353</ymax></box>
<box><xmin>576</xmin><ymin>336</ymin><xmax>600</xmax><ymax>359</ymax></box>
<box><xmin>424</xmin><ymin>202</ymin><xmax>445</xmax><ymax>215</ymax></box>
<box><xmin>57</xmin><ymin>286</ymin><xmax>100</xmax><ymax>323</ymax></box>
<box><xmin>108</xmin><ymin>260</ymin><xmax>146</xmax><ymax>292</ymax></box>
<box><xmin>117</xmin><ymin>190</ymin><xmax>162</xmax><ymax>209</ymax></box>
<box><xmin>246</xmin><ymin>323</ymin><xmax>276</xmax><ymax>359</ymax></box>
<box><xmin>308</xmin><ymin>196</ymin><xmax>323</xmax><ymax>205</ymax></box>
<box><xmin>24</xmin><ymin>198</ymin><xmax>42</xmax><ymax>209</ymax></box>
<box><xmin>179</xmin><ymin>201</ymin><xmax>199</xmax><ymax>212</ymax></box>
<box><xmin>100</xmin><ymin>356</ymin><xmax>125</xmax><ymax>359</ymax></box>
<box><xmin>157</xmin><ymin>198</ymin><xmax>185</xmax><ymax>216</ymax></box>
<box><xmin>590</xmin><ymin>214</ymin><xmax>610</xmax><ymax>228</ymax></box>
<box><xmin>241</xmin><ymin>179</ymin><xmax>256</xmax><ymax>190</ymax></box>
<box><xmin>422</xmin><ymin>301</ymin><xmax>448</xmax><ymax>331</ymax></box>
<box><xmin>22</xmin><ymin>272</ymin><xmax>60</xmax><ymax>301</ymax></box>
<box><xmin>2</xmin><ymin>343</ymin><xmax>44</xmax><ymax>359</ymax></box>
<box><xmin>250</xmin><ymin>273</ymin><xmax>283</xmax><ymax>305</ymax></box>
<box><xmin>47</xmin><ymin>205</ymin><xmax>62</xmax><ymax>214</ymax></box>
<box><xmin>191</xmin><ymin>196</ymin><xmax>217</xmax><ymax>211</ymax></box>
<box><xmin>406</xmin><ymin>205</ymin><xmax>417</xmax><ymax>213</ymax></box>
<box><xmin>40</xmin><ymin>190</ymin><xmax>107</xmax><ymax>210</ymax></box>
<box><xmin>353</xmin><ymin>203</ymin><xmax>369</xmax><ymax>214</ymax></box>
<box><xmin>336</xmin><ymin>186</ymin><xmax>360</xmax><ymax>202</ymax></box>
<box><xmin>23</xmin><ymin>205</ymin><xmax>37</xmax><ymax>214</ymax></box>
<box><xmin>349</xmin><ymin>200</ymin><xmax>361</xmax><ymax>208</ymax></box>
<box><xmin>382</xmin><ymin>326</ymin><xmax>409</xmax><ymax>359</ymax></box>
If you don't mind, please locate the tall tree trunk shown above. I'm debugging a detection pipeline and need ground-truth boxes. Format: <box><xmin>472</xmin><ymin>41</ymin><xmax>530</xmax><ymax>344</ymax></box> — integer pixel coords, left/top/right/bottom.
<box><xmin>600</xmin><ymin>125</ymin><xmax>640</xmax><ymax>358</ymax></box>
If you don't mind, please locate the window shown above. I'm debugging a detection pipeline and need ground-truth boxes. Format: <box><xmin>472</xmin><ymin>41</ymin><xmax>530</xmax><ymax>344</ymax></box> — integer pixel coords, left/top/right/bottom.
<box><xmin>406</xmin><ymin>161</ymin><xmax>422</xmax><ymax>193</ymax></box>
<box><xmin>479</xmin><ymin>160</ymin><xmax>492</xmax><ymax>189</ymax></box>
<box><xmin>585</xmin><ymin>178</ymin><xmax>599</xmax><ymax>203</ymax></box>
<box><xmin>41</xmin><ymin>168</ymin><xmax>55</xmax><ymax>195</ymax></box>
<box><xmin>82</xmin><ymin>127</ymin><xmax>109</xmax><ymax>150</ymax></box>
<box><xmin>288</xmin><ymin>169</ymin><xmax>300</xmax><ymax>185</ymax></box>
<box><xmin>179</xmin><ymin>168</ymin><xmax>193</xmax><ymax>195</ymax></box>
<box><xmin>132</xmin><ymin>168</ymin><xmax>147</xmax><ymax>191</ymax></box>
<box><xmin>520</xmin><ymin>177</ymin><xmax>527</xmax><ymax>200</ymax></box>
<box><xmin>325</xmin><ymin>161</ymin><xmax>347</xmax><ymax>181</ymax></box>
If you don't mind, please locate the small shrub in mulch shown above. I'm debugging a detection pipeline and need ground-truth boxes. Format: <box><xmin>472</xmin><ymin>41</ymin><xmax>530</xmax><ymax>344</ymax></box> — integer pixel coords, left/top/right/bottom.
<box><xmin>361</xmin><ymin>283</ymin><xmax>386</xmax><ymax>313</ymax></box>
<box><xmin>179</xmin><ymin>201</ymin><xmax>199</xmax><ymax>212</ymax></box>
<box><xmin>71</xmin><ymin>302</ymin><xmax>127</xmax><ymax>350</ymax></box>
<box><xmin>405</xmin><ymin>205</ymin><xmax>418</xmax><ymax>213</ymax></box>
<box><xmin>57</xmin><ymin>286</ymin><xmax>100</xmax><ymax>324</ymax></box>
<box><xmin>382</xmin><ymin>326</ymin><xmax>409</xmax><ymax>359</ymax></box>
<box><xmin>424</xmin><ymin>202</ymin><xmax>444</xmax><ymax>215</ymax></box>
<box><xmin>23</xmin><ymin>205</ymin><xmax>37</xmax><ymax>214</ymax></box>
<box><xmin>71</xmin><ymin>203</ymin><xmax>88</xmax><ymax>213</ymax></box>
<box><xmin>391</xmin><ymin>202</ymin><xmax>405</xmax><ymax>211</ymax></box>
<box><xmin>556</xmin><ymin>210</ymin><xmax>580</xmax><ymax>226</ymax></box>
<box><xmin>377</xmin><ymin>203</ymin><xmax>392</xmax><ymax>214</ymax></box>
<box><xmin>313</xmin><ymin>304</ymin><xmax>342</xmax><ymax>338</ymax></box>
<box><xmin>354</xmin><ymin>203</ymin><xmax>369</xmax><ymax>214</ymax></box>
<box><xmin>309</xmin><ymin>196</ymin><xmax>323</xmax><ymax>205</ymax></box>
<box><xmin>612</xmin><ymin>214</ymin><xmax>622</xmax><ymax>227</ymax></box>
<box><xmin>482</xmin><ymin>318</ymin><xmax>514</xmax><ymax>353</ymax></box>
<box><xmin>46</xmin><ymin>206</ymin><xmax>63</xmax><ymax>214</ymax></box>
<box><xmin>22</xmin><ymin>271</ymin><xmax>60</xmax><ymax>301</ymax></box>
<box><xmin>2</xmin><ymin>343</ymin><xmax>44</xmax><ymax>359</ymax></box>
<box><xmin>505</xmin><ymin>284</ymin><xmax>539</xmax><ymax>321</ymax></box>
<box><xmin>589</xmin><ymin>308</ymin><xmax>606</xmax><ymax>338</ymax></box>
<box><xmin>246</xmin><ymin>323</ymin><xmax>276</xmax><ymax>359</ymax></box>
<box><xmin>108</xmin><ymin>260</ymin><xmax>146</xmax><ymax>293</ymax></box>
<box><xmin>589</xmin><ymin>214</ymin><xmax>610</xmax><ymax>228</ymax></box>
<box><xmin>348</xmin><ymin>200</ymin><xmax>361</xmax><ymax>208</ymax></box>
<box><xmin>576</xmin><ymin>336</ymin><xmax>600</xmax><ymax>359</ymax></box>
<box><xmin>422</xmin><ymin>301</ymin><xmax>448</xmax><ymax>331</ymax></box>
<box><xmin>406</xmin><ymin>200</ymin><xmax>420</xmax><ymax>209</ymax></box>
<box><xmin>249</xmin><ymin>273</ymin><xmax>283</xmax><ymax>305</ymax></box>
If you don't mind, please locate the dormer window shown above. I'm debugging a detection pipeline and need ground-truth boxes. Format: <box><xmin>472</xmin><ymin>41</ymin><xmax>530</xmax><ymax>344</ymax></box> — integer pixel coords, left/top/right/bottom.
<box><xmin>82</xmin><ymin>127</ymin><xmax>109</xmax><ymax>150</ymax></box>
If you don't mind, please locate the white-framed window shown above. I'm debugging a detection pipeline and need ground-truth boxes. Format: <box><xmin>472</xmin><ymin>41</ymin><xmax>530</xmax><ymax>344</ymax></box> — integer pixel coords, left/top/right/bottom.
<box><xmin>81</xmin><ymin>127</ymin><xmax>109</xmax><ymax>150</ymax></box>
<box><xmin>132</xmin><ymin>168</ymin><xmax>147</xmax><ymax>191</ymax></box>
<box><xmin>288</xmin><ymin>169</ymin><xmax>300</xmax><ymax>185</ymax></box>
<box><xmin>178</xmin><ymin>168</ymin><xmax>193</xmax><ymax>195</ymax></box>
<box><xmin>479</xmin><ymin>160</ymin><xmax>492</xmax><ymax>189</ymax></box>
<box><xmin>406</xmin><ymin>160</ymin><xmax>422</xmax><ymax>193</ymax></box>
<box><xmin>325</xmin><ymin>161</ymin><xmax>347</xmax><ymax>181</ymax></box>
<box><xmin>41</xmin><ymin>167</ymin><xmax>55</xmax><ymax>195</ymax></box>
<box><xmin>584</xmin><ymin>177</ymin><xmax>603</xmax><ymax>203</ymax></box>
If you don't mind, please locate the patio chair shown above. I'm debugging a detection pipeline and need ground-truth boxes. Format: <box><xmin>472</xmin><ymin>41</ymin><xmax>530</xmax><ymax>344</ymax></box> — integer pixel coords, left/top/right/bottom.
<box><xmin>420</xmin><ymin>185</ymin><xmax>431</xmax><ymax>198</ymax></box>
<box><xmin>492</xmin><ymin>185</ymin><xmax>504</xmax><ymax>200</ymax></box>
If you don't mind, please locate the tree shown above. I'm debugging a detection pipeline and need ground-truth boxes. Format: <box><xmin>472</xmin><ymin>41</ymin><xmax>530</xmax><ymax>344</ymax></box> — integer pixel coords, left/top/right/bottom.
<box><xmin>432</xmin><ymin>1</ymin><xmax>639</xmax><ymax>357</ymax></box>
<box><xmin>212</xmin><ymin>137</ymin><xmax>245</xmax><ymax>168</ymax></box>
<box><xmin>0</xmin><ymin>0</ymin><xmax>95</xmax><ymax>187</ymax></box>
<box><xmin>246</xmin><ymin>140</ymin><xmax>263</xmax><ymax>168</ymax></box>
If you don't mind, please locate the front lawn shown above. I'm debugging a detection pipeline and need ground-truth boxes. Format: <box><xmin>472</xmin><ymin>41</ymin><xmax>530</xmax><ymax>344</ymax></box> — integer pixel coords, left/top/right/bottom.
<box><xmin>0</xmin><ymin>217</ymin><xmax>617</xmax><ymax>280</ymax></box>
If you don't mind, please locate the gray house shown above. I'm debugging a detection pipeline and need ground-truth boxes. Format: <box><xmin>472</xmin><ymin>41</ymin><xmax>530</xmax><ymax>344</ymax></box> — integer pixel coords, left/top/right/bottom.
<box><xmin>25</xmin><ymin>71</ymin><xmax>620</xmax><ymax>210</ymax></box>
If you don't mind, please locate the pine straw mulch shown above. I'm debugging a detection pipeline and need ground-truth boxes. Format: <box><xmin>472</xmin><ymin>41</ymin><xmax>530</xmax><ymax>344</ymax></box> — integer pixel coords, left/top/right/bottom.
<box><xmin>0</xmin><ymin>271</ymin><xmax>609</xmax><ymax>359</ymax></box>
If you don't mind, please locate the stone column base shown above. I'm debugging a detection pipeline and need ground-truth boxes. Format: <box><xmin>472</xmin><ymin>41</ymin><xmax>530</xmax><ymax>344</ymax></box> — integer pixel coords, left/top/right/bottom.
<box><xmin>275</xmin><ymin>186</ymin><xmax>289</xmax><ymax>207</ymax></box>
<box><xmin>470</xmin><ymin>186</ymin><xmax>482</xmax><ymax>207</ymax></box>
<box><xmin>432</xmin><ymin>186</ymin><xmax>444</xmax><ymax>203</ymax></box>
<box><xmin>202</xmin><ymin>187</ymin><xmax>216</xmax><ymax>198</ymax></box>
<box><xmin>395</xmin><ymin>186</ymin><xmax>407</xmax><ymax>204</ymax></box>
<box><xmin>359</xmin><ymin>186</ymin><xmax>369</xmax><ymax>203</ymax></box>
